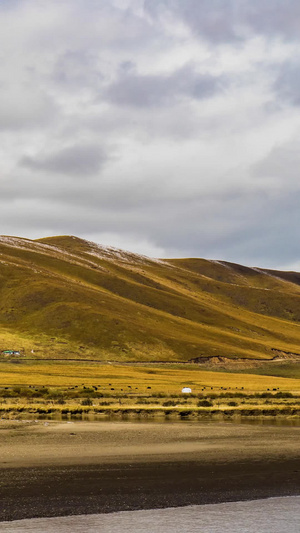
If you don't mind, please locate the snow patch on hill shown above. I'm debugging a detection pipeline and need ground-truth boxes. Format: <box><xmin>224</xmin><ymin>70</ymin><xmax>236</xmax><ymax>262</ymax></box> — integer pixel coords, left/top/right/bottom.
<box><xmin>83</xmin><ymin>238</ymin><xmax>169</xmax><ymax>267</ymax></box>
<box><xmin>0</xmin><ymin>236</ymin><xmax>108</xmax><ymax>273</ymax></box>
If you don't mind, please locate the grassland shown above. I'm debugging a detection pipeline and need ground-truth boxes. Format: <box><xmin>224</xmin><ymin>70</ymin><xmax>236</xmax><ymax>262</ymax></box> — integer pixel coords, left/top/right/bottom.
<box><xmin>0</xmin><ymin>360</ymin><xmax>299</xmax><ymax>419</ymax></box>
<box><xmin>0</xmin><ymin>360</ymin><xmax>300</xmax><ymax>392</ymax></box>
<box><xmin>1</xmin><ymin>234</ymin><xmax>300</xmax><ymax>418</ymax></box>
<box><xmin>1</xmin><ymin>234</ymin><xmax>300</xmax><ymax>363</ymax></box>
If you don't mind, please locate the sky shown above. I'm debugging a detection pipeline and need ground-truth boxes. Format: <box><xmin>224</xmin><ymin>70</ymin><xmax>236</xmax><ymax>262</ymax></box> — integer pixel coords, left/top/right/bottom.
<box><xmin>1</xmin><ymin>0</ymin><xmax>300</xmax><ymax>269</ymax></box>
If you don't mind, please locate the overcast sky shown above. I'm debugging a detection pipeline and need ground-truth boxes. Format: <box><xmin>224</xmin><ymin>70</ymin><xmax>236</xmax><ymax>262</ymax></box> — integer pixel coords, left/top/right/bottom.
<box><xmin>1</xmin><ymin>0</ymin><xmax>300</xmax><ymax>269</ymax></box>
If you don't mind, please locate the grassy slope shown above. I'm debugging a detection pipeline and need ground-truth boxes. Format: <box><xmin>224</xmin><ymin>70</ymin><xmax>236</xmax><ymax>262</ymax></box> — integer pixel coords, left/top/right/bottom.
<box><xmin>0</xmin><ymin>235</ymin><xmax>300</xmax><ymax>362</ymax></box>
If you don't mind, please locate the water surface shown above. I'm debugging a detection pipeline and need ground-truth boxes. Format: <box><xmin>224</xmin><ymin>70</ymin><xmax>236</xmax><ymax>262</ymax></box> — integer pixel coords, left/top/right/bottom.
<box><xmin>1</xmin><ymin>496</ymin><xmax>299</xmax><ymax>533</ymax></box>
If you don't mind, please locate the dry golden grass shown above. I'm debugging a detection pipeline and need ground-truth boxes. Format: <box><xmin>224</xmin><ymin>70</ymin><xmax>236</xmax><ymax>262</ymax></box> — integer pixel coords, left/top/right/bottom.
<box><xmin>0</xmin><ymin>362</ymin><xmax>299</xmax><ymax>394</ymax></box>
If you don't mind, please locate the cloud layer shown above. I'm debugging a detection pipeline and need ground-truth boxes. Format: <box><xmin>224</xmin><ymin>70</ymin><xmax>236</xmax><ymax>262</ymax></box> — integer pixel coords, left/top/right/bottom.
<box><xmin>1</xmin><ymin>0</ymin><xmax>300</xmax><ymax>269</ymax></box>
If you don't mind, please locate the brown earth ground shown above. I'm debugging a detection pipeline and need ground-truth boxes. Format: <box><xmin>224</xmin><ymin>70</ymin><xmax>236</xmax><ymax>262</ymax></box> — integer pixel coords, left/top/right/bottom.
<box><xmin>0</xmin><ymin>420</ymin><xmax>299</xmax><ymax>521</ymax></box>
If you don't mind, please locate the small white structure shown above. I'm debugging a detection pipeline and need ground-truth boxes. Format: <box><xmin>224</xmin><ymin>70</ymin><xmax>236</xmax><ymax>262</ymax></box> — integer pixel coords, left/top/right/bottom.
<box><xmin>181</xmin><ymin>387</ymin><xmax>192</xmax><ymax>394</ymax></box>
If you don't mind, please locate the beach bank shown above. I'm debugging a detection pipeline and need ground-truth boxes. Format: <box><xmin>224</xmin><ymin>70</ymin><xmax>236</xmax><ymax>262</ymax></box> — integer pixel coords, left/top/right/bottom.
<box><xmin>0</xmin><ymin>420</ymin><xmax>299</xmax><ymax>521</ymax></box>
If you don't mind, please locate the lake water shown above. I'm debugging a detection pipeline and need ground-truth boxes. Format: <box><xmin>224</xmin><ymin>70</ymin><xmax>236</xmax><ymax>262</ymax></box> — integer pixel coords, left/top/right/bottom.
<box><xmin>1</xmin><ymin>496</ymin><xmax>299</xmax><ymax>532</ymax></box>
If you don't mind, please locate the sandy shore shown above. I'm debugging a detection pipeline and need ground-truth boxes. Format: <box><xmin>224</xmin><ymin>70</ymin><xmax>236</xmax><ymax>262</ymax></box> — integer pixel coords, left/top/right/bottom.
<box><xmin>0</xmin><ymin>419</ymin><xmax>299</xmax><ymax>521</ymax></box>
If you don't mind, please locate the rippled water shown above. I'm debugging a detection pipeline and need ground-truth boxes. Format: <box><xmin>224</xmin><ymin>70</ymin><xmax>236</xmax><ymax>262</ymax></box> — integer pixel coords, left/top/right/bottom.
<box><xmin>1</xmin><ymin>496</ymin><xmax>299</xmax><ymax>533</ymax></box>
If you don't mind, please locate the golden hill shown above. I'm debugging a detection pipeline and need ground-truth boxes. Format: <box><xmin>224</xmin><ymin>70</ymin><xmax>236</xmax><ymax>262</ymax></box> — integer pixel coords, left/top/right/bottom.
<box><xmin>0</xmin><ymin>234</ymin><xmax>300</xmax><ymax>362</ymax></box>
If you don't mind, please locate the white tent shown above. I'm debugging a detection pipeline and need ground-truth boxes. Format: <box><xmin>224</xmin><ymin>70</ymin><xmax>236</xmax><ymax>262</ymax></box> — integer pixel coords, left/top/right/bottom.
<box><xmin>181</xmin><ymin>387</ymin><xmax>192</xmax><ymax>394</ymax></box>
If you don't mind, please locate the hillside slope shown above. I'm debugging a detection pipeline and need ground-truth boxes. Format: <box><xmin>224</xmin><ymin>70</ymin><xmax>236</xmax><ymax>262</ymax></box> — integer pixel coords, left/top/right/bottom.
<box><xmin>0</xmin><ymin>235</ymin><xmax>300</xmax><ymax>362</ymax></box>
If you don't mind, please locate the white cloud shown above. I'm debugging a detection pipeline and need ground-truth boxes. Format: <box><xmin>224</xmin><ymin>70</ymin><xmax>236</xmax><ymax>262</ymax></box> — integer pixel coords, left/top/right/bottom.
<box><xmin>1</xmin><ymin>1</ymin><xmax>300</xmax><ymax>269</ymax></box>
